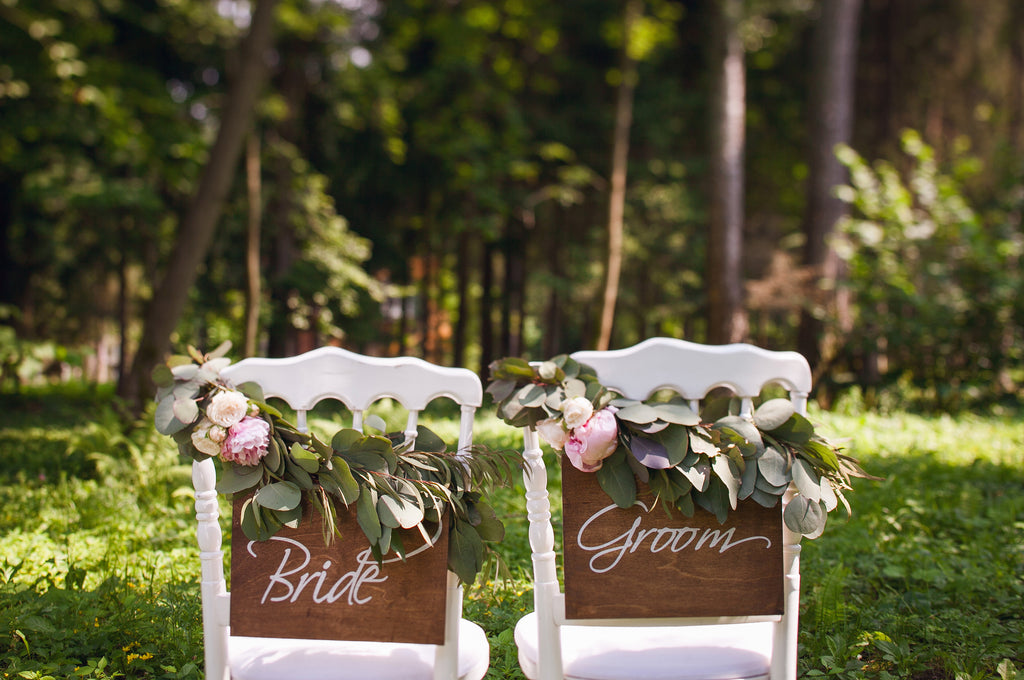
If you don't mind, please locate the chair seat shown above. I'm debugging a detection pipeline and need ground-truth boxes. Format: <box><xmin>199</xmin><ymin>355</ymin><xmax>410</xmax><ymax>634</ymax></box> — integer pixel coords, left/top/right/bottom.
<box><xmin>514</xmin><ymin>612</ymin><xmax>772</xmax><ymax>680</ymax></box>
<box><xmin>230</xmin><ymin>618</ymin><xmax>490</xmax><ymax>680</ymax></box>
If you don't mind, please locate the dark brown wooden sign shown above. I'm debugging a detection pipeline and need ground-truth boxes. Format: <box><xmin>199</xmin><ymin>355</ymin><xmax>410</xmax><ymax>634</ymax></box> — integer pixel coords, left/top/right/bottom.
<box><xmin>562</xmin><ymin>459</ymin><xmax>783</xmax><ymax>620</ymax></box>
<box><xmin>230</xmin><ymin>496</ymin><xmax>449</xmax><ymax>644</ymax></box>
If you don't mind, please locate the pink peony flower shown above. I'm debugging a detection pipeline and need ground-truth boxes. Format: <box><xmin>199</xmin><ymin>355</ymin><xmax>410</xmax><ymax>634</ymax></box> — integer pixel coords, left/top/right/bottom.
<box><xmin>221</xmin><ymin>416</ymin><xmax>271</xmax><ymax>466</ymax></box>
<box><xmin>206</xmin><ymin>389</ymin><xmax>249</xmax><ymax>428</ymax></box>
<box><xmin>564</xmin><ymin>407</ymin><xmax>619</xmax><ymax>472</ymax></box>
<box><xmin>536</xmin><ymin>418</ymin><xmax>569</xmax><ymax>450</ymax></box>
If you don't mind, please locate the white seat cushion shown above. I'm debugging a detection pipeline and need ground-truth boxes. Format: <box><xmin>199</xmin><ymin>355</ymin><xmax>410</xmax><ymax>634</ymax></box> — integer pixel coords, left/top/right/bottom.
<box><xmin>230</xmin><ymin>618</ymin><xmax>490</xmax><ymax>680</ymax></box>
<box><xmin>514</xmin><ymin>612</ymin><xmax>772</xmax><ymax>680</ymax></box>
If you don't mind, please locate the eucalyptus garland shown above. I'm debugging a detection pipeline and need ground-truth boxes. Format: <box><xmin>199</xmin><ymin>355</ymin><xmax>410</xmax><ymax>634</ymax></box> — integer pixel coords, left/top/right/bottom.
<box><xmin>487</xmin><ymin>354</ymin><xmax>874</xmax><ymax>538</ymax></box>
<box><xmin>154</xmin><ymin>343</ymin><xmax>517</xmax><ymax>585</ymax></box>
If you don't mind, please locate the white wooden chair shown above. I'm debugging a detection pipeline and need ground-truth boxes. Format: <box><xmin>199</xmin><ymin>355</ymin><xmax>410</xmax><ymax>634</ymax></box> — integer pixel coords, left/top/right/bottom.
<box><xmin>516</xmin><ymin>337</ymin><xmax>813</xmax><ymax>680</ymax></box>
<box><xmin>193</xmin><ymin>346</ymin><xmax>490</xmax><ymax>680</ymax></box>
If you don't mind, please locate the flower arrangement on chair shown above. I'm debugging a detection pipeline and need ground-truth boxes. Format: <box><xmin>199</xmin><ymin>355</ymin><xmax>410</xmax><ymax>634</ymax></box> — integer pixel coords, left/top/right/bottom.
<box><xmin>487</xmin><ymin>354</ymin><xmax>875</xmax><ymax>538</ymax></box>
<box><xmin>154</xmin><ymin>343</ymin><xmax>518</xmax><ymax>584</ymax></box>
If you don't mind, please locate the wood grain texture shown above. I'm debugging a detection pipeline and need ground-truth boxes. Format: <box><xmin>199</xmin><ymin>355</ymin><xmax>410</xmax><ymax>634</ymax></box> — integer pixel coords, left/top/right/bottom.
<box><xmin>562</xmin><ymin>459</ymin><xmax>783</xmax><ymax>620</ymax></box>
<box><xmin>229</xmin><ymin>496</ymin><xmax>449</xmax><ymax>644</ymax></box>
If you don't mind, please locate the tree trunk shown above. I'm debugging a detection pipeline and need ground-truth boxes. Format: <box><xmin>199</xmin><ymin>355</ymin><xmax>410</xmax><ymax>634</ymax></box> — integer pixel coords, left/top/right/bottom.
<box><xmin>120</xmin><ymin>0</ymin><xmax>278</xmax><ymax>406</ymax></box>
<box><xmin>244</xmin><ymin>132</ymin><xmax>262</xmax><ymax>357</ymax></box>
<box><xmin>453</xmin><ymin>230</ymin><xmax>471</xmax><ymax>369</ymax></box>
<box><xmin>797</xmin><ymin>0</ymin><xmax>862</xmax><ymax>369</ymax></box>
<box><xmin>707</xmin><ymin>0</ymin><xmax>748</xmax><ymax>345</ymax></box>
<box><xmin>597</xmin><ymin>0</ymin><xmax>642</xmax><ymax>351</ymax></box>
<box><xmin>478</xmin><ymin>241</ymin><xmax>497</xmax><ymax>377</ymax></box>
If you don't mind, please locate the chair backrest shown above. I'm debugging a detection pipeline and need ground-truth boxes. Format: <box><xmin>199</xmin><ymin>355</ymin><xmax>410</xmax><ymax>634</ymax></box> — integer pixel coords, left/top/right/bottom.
<box><xmin>193</xmin><ymin>346</ymin><xmax>483</xmax><ymax>680</ymax></box>
<box><xmin>521</xmin><ymin>337</ymin><xmax>812</xmax><ymax>680</ymax></box>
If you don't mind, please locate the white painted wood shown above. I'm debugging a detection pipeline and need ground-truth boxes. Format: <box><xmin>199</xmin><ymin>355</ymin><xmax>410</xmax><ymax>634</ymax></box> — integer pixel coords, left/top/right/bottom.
<box><xmin>194</xmin><ymin>347</ymin><xmax>488</xmax><ymax>680</ymax></box>
<box><xmin>517</xmin><ymin>337</ymin><xmax>812</xmax><ymax>680</ymax></box>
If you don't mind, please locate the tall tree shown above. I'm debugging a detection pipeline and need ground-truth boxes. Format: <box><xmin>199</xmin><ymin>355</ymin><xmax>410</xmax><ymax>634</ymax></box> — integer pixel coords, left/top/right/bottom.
<box><xmin>121</xmin><ymin>0</ymin><xmax>279</xmax><ymax>405</ymax></box>
<box><xmin>707</xmin><ymin>0</ymin><xmax>748</xmax><ymax>344</ymax></box>
<box><xmin>597</xmin><ymin>0</ymin><xmax>642</xmax><ymax>350</ymax></box>
<box><xmin>797</xmin><ymin>0</ymin><xmax>862</xmax><ymax>369</ymax></box>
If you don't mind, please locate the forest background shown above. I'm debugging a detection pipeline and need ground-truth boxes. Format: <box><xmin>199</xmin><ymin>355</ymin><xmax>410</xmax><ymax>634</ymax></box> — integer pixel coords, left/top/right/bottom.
<box><xmin>2</xmin><ymin>0</ymin><xmax>1023</xmax><ymax>411</ymax></box>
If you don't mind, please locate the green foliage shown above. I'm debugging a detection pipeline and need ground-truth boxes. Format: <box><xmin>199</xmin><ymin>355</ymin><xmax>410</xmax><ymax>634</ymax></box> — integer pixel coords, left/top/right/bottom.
<box><xmin>488</xmin><ymin>354</ymin><xmax>871</xmax><ymax>536</ymax></box>
<box><xmin>835</xmin><ymin>131</ymin><xmax>1023</xmax><ymax>407</ymax></box>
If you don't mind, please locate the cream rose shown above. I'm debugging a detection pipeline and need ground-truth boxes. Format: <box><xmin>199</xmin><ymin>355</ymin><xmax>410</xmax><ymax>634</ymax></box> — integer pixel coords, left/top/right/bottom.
<box><xmin>561</xmin><ymin>396</ymin><xmax>595</xmax><ymax>430</ymax></box>
<box><xmin>191</xmin><ymin>418</ymin><xmax>223</xmax><ymax>456</ymax></box>
<box><xmin>536</xmin><ymin>418</ymin><xmax>569</xmax><ymax>451</ymax></box>
<box><xmin>206</xmin><ymin>389</ymin><xmax>249</xmax><ymax>428</ymax></box>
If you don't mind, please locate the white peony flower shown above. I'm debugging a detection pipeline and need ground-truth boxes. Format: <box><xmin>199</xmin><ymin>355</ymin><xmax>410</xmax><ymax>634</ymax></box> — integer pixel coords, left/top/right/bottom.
<box><xmin>535</xmin><ymin>418</ymin><xmax>569</xmax><ymax>451</ymax></box>
<box><xmin>561</xmin><ymin>396</ymin><xmax>595</xmax><ymax>430</ymax></box>
<box><xmin>206</xmin><ymin>389</ymin><xmax>249</xmax><ymax>428</ymax></box>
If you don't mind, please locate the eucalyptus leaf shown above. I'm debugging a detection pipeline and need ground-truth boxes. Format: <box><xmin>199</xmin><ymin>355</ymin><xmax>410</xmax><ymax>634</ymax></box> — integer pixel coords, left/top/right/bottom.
<box><xmin>356</xmin><ymin>488</ymin><xmax>382</xmax><ymax>543</ymax></box>
<box><xmin>254</xmin><ymin>481</ymin><xmax>302</xmax><ymax>512</ymax></box>
<box><xmin>753</xmin><ymin>398</ymin><xmax>797</xmax><ymax>431</ymax></box>
<box><xmin>208</xmin><ymin>340</ymin><xmax>233</xmax><ymax>359</ymax></box>
<box><xmin>486</xmin><ymin>379</ymin><xmax>517</xmax><ymax>404</ymax></box>
<box><xmin>771</xmin><ymin>412</ymin><xmax>815</xmax><ymax>444</ymax></box>
<box><xmin>363</xmin><ymin>413</ymin><xmax>388</xmax><ymax>435</ymax></box>
<box><xmin>154</xmin><ymin>398</ymin><xmax>189</xmax><ymax>436</ymax></box>
<box><xmin>563</xmin><ymin>378</ymin><xmax>587</xmax><ymax>399</ymax></box>
<box><xmin>758</xmin><ymin>446</ymin><xmax>791</xmax><ymax>487</ymax></box>
<box><xmin>595</xmin><ymin>451</ymin><xmax>637</xmax><ymax>509</ymax></box>
<box><xmin>331</xmin><ymin>428</ymin><xmax>362</xmax><ymax>453</ymax></box>
<box><xmin>629</xmin><ymin>435</ymin><xmax>672</xmax><ymax>469</ymax></box>
<box><xmin>263</xmin><ymin>436</ymin><xmax>283</xmax><ymax>475</ymax></box>
<box><xmin>695</xmin><ymin>480</ymin><xmax>730</xmax><ymax>524</ymax></box>
<box><xmin>616</xmin><ymin>403</ymin><xmax>660</xmax><ymax>424</ymax></box>
<box><xmin>820</xmin><ymin>476</ymin><xmax>838</xmax><ymax>511</ymax></box>
<box><xmin>711</xmin><ymin>455</ymin><xmax>740</xmax><ymax>509</ymax></box>
<box><xmin>784</xmin><ymin>495</ymin><xmax>827</xmax><ymax>537</ymax></box>
<box><xmin>516</xmin><ymin>383</ymin><xmax>548</xmax><ymax>408</ymax></box>
<box><xmin>378</xmin><ymin>493</ymin><xmax>424</xmax><ymax>529</ymax></box>
<box><xmin>689</xmin><ymin>431</ymin><xmax>719</xmax><ymax>457</ymax></box>
<box><xmin>323</xmin><ymin>459</ymin><xmax>360</xmax><ymax>502</ymax></box>
<box><xmin>652</xmin><ymin>402</ymin><xmax>700</xmax><ymax>426</ymax></box>
<box><xmin>415</xmin><ymin>425</ymin><xmax>447</xmax><ymax>453</ymax></box>
<box><xmin>235</xmin><ymin>381</ymin><xmax>265</xmax><ymax>402</ymax></box>
<box><xmin>749</xmin><ymin>486</ymin><xmax>782</xmax><ymax>508</ymax></box>
<box><xmin>170</xmin><ymin>364</ymin><xmax>199</xmax><ymax>380</ymax></box>
<box><xmin>274</xmin><ymin>504</ymin><xmax>303</xmax><ymax>529</ymax></box>
<box><xmin>241</xmin><ymin>498</ymin><xmax>282</xmax><ymax>541</ymax></box>
<box><xmin>537</xmin><ymin>361</ymin><xmax>559</xmax><ymax>381</ymax></box>
<box><xmin>290</xmin><ymin>443</ymin><xmax>321</xmax><ymax>474</ymax></box>
<box><xmin>625</xmin><ymin>448</ymin><xmax>651</xmax><ymax>483</ymax></box>
<box><xmin>792</xmin><ymin>458</ymin><xmax>821</xmax><ymax>502</ymax></box>
<box><xmin>171</xmin><ymin>398</ymin><xmax>199</xmax><ymax>427</ymax></box>
<box><xmin>739</xmin><ymin>453</ymin><xmax>760</xmax><ymax>499</ymax></box>
<box><xmin>679</xmin><ymin>460</ymin><xmax>711</xmax><ymax>492</ymax></box>
<box><xmin>714</xmin><ymin>416</ymin><xmax>765</xmax><ymax>458</ymax></box>
<box><xmin>653</xmin><ymin>423</ymin><xmax>689</xmax><ymax>466</ymax></box>
<box><xmin>805</xmin><ymin>440</ymin><xmax>842</xmax><ymax>472</ymax></box>
<box><xmin>449</xmin><ymin>522</ymin><xmax>485</xmax><ymax>585</ymax></box>
<box><xmin>151</xmin><ymin>363</ymin><xmax>174</xmax><ymax>388</ymax></box>
<box><xmin>283</xmin><ymin>456</ymin><xmax>314</xmax><ymax>490</ymax></box>
<box><xmin>215</xmin><ymin>463</ymin><xmax>263</xmax><ymax>495</ymax></box>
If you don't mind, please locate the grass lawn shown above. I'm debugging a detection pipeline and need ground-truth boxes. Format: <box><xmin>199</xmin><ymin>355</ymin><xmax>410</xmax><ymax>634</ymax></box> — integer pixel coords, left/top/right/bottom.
<box><xmin>1</xmin><ymin>387</ymin><xmax>1021</xmax><ymax>679</ymax></box>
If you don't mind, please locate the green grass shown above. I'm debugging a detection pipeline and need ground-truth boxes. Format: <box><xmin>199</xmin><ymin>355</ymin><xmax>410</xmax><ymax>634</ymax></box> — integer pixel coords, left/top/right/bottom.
<box><xmin>0</xmin><ymin>389</ymin><xmax>1021</xmax><ymax>679</ymax></box>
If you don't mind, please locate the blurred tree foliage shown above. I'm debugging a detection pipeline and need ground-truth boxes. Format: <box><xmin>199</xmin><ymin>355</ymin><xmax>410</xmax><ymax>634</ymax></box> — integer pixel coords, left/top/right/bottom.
<box><xmin>1</xmin><ymin>0</ymin><xmax>1021</xmax><ymax>409</ymax></box>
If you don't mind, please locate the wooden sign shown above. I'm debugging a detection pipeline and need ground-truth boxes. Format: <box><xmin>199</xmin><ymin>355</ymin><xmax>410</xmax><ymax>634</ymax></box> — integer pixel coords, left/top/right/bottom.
<box><xmin>230</xmin><ymin>496</ymin><xmax>449</xmax><ymax>644</ymax></box>
<box><xmin>562</xmin><ymin>459</ymin><xmax>783</xmax><ymax>620</ymax></box>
